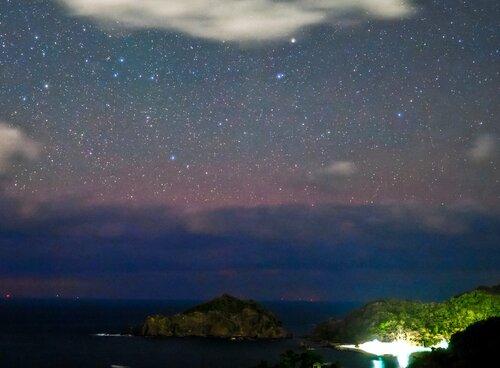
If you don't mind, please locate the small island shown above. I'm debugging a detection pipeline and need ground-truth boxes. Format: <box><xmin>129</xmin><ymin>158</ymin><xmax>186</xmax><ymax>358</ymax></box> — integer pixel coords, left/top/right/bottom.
<box><xmin>137</xmin><ymin>294</ymin><xmax>289</xmax><ymax>339</ymax></box>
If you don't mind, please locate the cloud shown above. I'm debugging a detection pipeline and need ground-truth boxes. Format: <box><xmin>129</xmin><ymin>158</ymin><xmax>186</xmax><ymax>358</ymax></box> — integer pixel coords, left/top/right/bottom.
<box><xmin>321</xmin><ymin>161</ymin><xmax>358</xmax><ymax>177</ymax></box>
<box><xmin>468</xmin><ymin>134</ymin><xmax>497</xmax><ymax>162</ymax></box>
<box><xmin>58</xmin><ymin>0</ymin><xmax>415</xmax><ymax>42</ymax></box>
<box><xmin>305</xmin><ymin>160</ymin><xmax>358</xmax><ymax>192</ymax></box>
<box><xmin>382</xmin><ymin>203</ymin><xmax>472</xmax><ymax>235</ymax></box>
<box><xmin>0</xmin><ymin>123</ymin><xmax>40</xmax><ymax>174</ymax></box>
<box><xmin>187</xmin><ymin>203</ymin><xmax>489</xmax><ymax>242</ymax></box>
<box><xmin>1</xmin><ymin>200</ymin><xmax>499</xmax><ymax>299</ymax></box>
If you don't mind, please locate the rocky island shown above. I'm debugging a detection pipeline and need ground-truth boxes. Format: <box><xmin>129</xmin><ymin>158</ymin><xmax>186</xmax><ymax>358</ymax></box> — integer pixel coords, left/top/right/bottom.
<box><xmin>138</xmin><ymin>294</ymin><xmax>289</xmax><ymax>339</ymax></box>
<box><xmin>311</xmin><ymin>284</ymin><xmax>500</xmax><ymax>347</ymax></box>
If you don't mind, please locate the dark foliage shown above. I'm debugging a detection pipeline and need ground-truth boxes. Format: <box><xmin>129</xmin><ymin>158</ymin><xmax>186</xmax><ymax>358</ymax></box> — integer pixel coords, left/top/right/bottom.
<box><xmin>409</xmin><ymin>317</ymin><xmax>500</xmax><ymax>368</ymax></box>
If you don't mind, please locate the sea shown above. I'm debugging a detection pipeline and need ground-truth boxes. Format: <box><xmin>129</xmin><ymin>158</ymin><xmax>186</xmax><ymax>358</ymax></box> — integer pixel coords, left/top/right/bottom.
<box><xmin>0</xmin><ymin>299</ymin><xmax>397</xmax><ymax>368</ymax></box>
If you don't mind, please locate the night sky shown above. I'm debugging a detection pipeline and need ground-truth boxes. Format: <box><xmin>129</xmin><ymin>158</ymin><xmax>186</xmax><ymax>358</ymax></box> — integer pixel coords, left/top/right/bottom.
<box><xmin>0</xmin><ymin>0</ymin><xmax>499</xmax><ymax>301</ymax></box>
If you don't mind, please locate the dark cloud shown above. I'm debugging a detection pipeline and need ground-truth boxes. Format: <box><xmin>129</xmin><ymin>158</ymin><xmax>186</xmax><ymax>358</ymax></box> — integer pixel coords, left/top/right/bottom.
<box><xmin>1</xmin><ymin>200</ymin><xmax>498</xmax><ymax>300</ymax></box>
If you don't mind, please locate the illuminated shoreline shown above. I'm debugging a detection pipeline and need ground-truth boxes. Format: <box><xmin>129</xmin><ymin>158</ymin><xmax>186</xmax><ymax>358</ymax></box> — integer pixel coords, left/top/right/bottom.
<box><xmin>337</xmin><ymin>339</ymin><xmax>448</xmax><ymax>368</ymax></box>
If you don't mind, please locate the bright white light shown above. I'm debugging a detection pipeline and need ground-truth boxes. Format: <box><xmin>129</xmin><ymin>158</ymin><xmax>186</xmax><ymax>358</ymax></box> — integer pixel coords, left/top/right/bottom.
<box><xmin>340</xmin><ymin>339</ymin><xmax>432</xmax><ymax>368</ymax></box>
<box><xmin>433</xmin><ymin>340</ymin><xmax>449</xmax><ymax>349</ymax></box>
<box><xmin>396</xmin><ymin>351</ymin><xmax>410</xmax><ymax>368</ymax></box>
<box><xmin>372</xmin><ymin>358</ymin><xmax>384</xmax><ymax>368</ymax></box>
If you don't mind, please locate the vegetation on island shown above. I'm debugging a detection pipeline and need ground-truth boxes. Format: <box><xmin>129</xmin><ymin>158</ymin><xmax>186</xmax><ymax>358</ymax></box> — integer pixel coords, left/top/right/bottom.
<box><xmin>138</xmin><ymin>293</ymin><xmax>288</xmax><ymax>339</ymax></box>
<box><xmin>311</xmin><ymin>284</ymin><xmax>500</xmax><ymax>346</ymax></box>
<box><xmin>408</xmin><ymin>316</ymin><xmax>500</xmax><ymax>367</ymax></box>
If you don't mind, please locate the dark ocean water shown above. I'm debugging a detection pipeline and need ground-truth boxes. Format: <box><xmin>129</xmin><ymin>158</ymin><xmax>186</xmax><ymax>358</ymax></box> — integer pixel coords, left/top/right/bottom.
<box><xmin>0</xmin><ymin>299</ymin><xmax>390</xmax><ymax>368</ymax></box>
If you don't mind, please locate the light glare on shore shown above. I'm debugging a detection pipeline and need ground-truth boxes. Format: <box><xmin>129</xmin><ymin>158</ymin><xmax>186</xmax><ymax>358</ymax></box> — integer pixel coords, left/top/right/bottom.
<box><xmin>340</xmin><ymin>339</ymin><xmax>449</xmax><ymax>368</ymax></box>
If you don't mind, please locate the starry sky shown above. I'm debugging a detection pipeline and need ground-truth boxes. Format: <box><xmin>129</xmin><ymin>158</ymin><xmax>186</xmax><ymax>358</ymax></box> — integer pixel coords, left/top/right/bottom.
<box><xmin>0</xmin><ymin>0</ymin><xmax>499</xmax><ymax>301</ymax></box>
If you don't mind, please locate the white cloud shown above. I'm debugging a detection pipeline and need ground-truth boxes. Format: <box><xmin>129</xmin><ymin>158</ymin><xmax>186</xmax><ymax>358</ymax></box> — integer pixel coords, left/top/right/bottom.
<box><xmin>58</xmin><ymin>0</ymin><xmax>414</xmax><ymax>41</ymax></box>
<box><xmin>468</xmin><ymin>134</ymin><xmax>497</xmax><ymax>162</ymax></box>
<box><xmin>306</xmin><ymin>161</ymin><xmax>358</xmax><ymax>191</ymax></box>
<box><xmin>321</xmin><ymin>161</ymin><xmax>358</xmax><ymax>177</ymax></box>
<box><xmin>0</xmin><ymin>123</ymin><xmax>40</xmax><ymax>174</ymax></box>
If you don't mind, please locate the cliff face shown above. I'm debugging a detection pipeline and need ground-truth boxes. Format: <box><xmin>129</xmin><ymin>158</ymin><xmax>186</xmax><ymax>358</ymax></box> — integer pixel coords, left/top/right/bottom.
<box><xmin>139</xmin><ymin>294</ymin><xmax>288</xmax><ymax>339</ymax></box>
<box><xmin>311</xmin><ymin>284</ymin><xmax>500</xmax><ymax>346</ymax></box>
